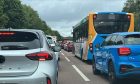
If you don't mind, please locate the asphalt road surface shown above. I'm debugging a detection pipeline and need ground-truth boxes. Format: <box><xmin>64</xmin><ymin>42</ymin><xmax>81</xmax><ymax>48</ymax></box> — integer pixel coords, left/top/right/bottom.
<box><xmin>58</xmin><ymin>50</ymin><xmax>140</xmax><ymax>84</ymax></box>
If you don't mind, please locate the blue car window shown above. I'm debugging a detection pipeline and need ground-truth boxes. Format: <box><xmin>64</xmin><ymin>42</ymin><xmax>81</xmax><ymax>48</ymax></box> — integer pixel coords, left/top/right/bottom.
<box><xmin>101</xmin><ymin>35</ymin><xmax>112</xmax><ymax>46</ymax></box>
<box><xmin>109</xmin><ymin>35</ymin><xmax>117</xmax><ymax>45</ymax></box>
<box><xmin>115</xmin><ymin>35</ymin><xmax>124</xmax><ymax>45</ymax></box>
<box><xmin>125</xmin><ymin>34</ymin><xmax>140</xmax><ymax>45</ymax></box>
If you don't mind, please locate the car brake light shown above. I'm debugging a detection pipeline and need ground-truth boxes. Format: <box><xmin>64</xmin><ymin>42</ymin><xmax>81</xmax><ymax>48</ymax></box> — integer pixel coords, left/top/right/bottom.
<box><xmin>89</xmin><ymin>43</ymin><xmax>93</xmax><ymax>52</ymax></box>
<box><xmin>0</xmin><ymin>32</ymin><xmax>15</xmax><ymax>35</ymax></box>
<box><xmin>118</xmin><ymin>48</ymin><xmax>131</xmax><ymax>56</ymax></box>
<box><xmin>26</xmin><ymin>52</ymin><xmax>53</xmax><ymax>61</ymax></box>
<box><xmin>47</xmin><ymin>77</ymin><xmax>51</xmax><ymax>84</ymax></box>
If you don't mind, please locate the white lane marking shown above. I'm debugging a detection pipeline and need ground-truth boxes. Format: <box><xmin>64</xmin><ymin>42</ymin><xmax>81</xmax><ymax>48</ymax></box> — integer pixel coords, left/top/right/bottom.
<box><xmin>61</xmin><ymin>53</ymin><xmax>64</xmax><ymax>56</ymax></box>
<box><xmin>72</xmin><ymin>65</ymin><xmax>90</xmax><ymax>82</ymax></box>
<box><xmin>65</xmin><ymin>56</ymin><xmax>70</xmax><ymax>62</ymax></box>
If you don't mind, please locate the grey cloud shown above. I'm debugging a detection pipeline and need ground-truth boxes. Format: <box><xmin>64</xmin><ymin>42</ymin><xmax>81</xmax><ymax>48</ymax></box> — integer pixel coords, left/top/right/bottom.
<box><xmin>21</xmin><ymin>0</ymin><xmax>127</xmax><ymax>36</ymax></box>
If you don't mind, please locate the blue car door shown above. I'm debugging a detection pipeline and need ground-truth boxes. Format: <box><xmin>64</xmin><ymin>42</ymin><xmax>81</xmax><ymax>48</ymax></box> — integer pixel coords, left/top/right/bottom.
<box><xmin>95</xmin><ymin>35</ymin><xmax>112</xmax><ymax>71</ymax></box>
<box><xmin>102</xmin><ymin>35</ymin><xmax>117</xmax><ymax>72</ymax></box>
<box><xmin>95</xmin><ymin>47</ymin><xmax>103</xmax><ymax>70</ymax></box>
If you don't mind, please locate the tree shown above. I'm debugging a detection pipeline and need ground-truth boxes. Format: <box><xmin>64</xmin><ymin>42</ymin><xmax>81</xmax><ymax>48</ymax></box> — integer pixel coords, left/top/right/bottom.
<box><xmin>0</xmin><ymin>0</ymin><xmax>9</xmax><ymax>28</ymax></box>
<box><xmin>0</xmin><ymin>0</ymin><xmax>62</xmax><ymax>40</ymax></box>
<box><xmin>122</xmin><ymin>0</ymin><xmax>140</xmax><ymax>31</ymax></box>
<box><xmin>3</xmin><ymin>0</ymin><xmax>26</xmax><ymax>28</ymax></box>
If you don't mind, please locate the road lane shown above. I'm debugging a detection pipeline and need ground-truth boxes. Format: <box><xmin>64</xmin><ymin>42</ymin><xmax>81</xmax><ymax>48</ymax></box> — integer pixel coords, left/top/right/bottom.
<box><xmin>61</xmin><ymin>50</ymin><xmax>108</xmax><ymax>84</ymax></box>
<box><xmin>58</xmin><ymin>50</ymin><xmax>140</xmax><ymax>84</ymax></box>
<box><xmin>58</xmin><ymin>51</ymin><xmax>85</xmax><ymax>84</ymax></box>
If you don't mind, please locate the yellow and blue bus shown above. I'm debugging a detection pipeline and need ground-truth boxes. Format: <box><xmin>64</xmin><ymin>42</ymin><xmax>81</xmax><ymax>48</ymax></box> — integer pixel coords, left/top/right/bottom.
<box><xmin>73</xmin><ymin>12</ymin><xmax>134</xmax><ymax>61</ymax></box>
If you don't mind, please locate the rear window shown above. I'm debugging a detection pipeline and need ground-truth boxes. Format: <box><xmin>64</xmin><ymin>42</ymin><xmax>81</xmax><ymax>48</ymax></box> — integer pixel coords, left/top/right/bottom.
<box><xmin>94</xmin><ymin>14</ymin><xmax>130</xmax><ymax>34</ymax></box>
<box><xmin>0</xmin><ymin>31</ymin><xmax>40</xmax><ymax>50</ymax></box>
<box><xmin>47</xmin><ymin>37</ymin><xmax>54</xmax><ymax>44</ymax></box>
<box><xmin>125</xmin><ymin>34</ymin><xmax>140</xmax><ymax>45</ymax></box>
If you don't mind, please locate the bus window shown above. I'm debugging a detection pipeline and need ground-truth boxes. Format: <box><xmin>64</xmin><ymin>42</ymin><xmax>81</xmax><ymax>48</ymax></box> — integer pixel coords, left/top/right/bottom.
<box><xmin>93</xmin><ymin>14</ymin><xmax>130</xmax><ymax>34</ymax></box>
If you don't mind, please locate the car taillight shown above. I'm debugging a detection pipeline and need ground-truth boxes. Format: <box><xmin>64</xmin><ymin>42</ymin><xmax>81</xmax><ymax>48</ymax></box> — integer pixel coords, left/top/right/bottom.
<box><xmin>89</xmin><ymin>43</ymin><xmax>93</xmax><ymax>52</ymax></box>
<box><xmin>26</xmin><ymin>52</ymin><xmax>53</xmax><ymax>61</ymax></box>
<box><xmin>47</xmin><ymin>77</ymin><xmax>51</xmax><ymax>84</ymax></box>
<box><xmin>68</xmin><ymin>45</ymin><xmax>72</xmax><ymax>47</ymax></box>
<box><xmin>0</xmin><ymin>32</ymin><xmax>15</xmax><ymax>35</ymax></box>
<box><xmin>118</xmin><ymin>48</ymin><xmax>131</xmax><ymax>56</ymax></box>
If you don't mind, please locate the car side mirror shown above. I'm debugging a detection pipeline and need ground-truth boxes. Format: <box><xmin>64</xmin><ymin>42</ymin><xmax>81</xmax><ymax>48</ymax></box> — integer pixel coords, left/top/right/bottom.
<box><xmin>95</xmin><ymin>44</ymin><xmax>100</xmax><ymax>49</ymax></box>
<box><xmin>52</xmin><ymin>46</ymin><xmax>61</xmax><ymax>52</ymax></box>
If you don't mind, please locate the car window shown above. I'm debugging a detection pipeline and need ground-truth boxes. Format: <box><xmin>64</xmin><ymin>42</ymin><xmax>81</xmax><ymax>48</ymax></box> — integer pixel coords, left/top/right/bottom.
<box><xmin>115</xmin><ymin>35</ymin><xmax>124</xmax><ymax>45</ymax></box>
<box><xmin>0</xmin><ymin>31</ymin><xmax>40</xmax><ymax>50</ymax></box>
<box><xmin>125</xmin><ymin>34</ymin><xmax>140</xmax><ymax>45</ymax></box>
<box><xmin>101</xmin><ymin>35</ymin><xmax>112</xmax><ymax>46</ymax></box>
<box><xmin>47</xmin><ymin>37</ymin><xmax>55</xmax><ymax>44</ymax></box>
<box><xmin>108</xmin><ymin>35</ymin><xmax>117</xmax><ymax>45</ymax></box>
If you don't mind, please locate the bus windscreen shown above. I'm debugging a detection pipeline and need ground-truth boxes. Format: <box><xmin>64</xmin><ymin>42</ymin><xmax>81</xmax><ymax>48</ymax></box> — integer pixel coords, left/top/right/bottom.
<box><xmin>93</xmin><ymin>14</ymin><xmax>130</xmax><ymax>34</ymax></box>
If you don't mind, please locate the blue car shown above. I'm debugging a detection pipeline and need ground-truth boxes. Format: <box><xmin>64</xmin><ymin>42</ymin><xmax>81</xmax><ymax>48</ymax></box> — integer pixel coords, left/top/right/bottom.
<box><xmin>93</xmin><ymin>32</ymin><xmax>140</xmax><ymax>84</ymax></box>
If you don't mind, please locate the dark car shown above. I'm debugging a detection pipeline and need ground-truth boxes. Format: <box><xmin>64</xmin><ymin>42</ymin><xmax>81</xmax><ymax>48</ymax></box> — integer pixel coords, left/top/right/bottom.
<box><xmin>65</xmin><ymin>42</ymin><xmax>74</xmax><ymax>52</ymax></box>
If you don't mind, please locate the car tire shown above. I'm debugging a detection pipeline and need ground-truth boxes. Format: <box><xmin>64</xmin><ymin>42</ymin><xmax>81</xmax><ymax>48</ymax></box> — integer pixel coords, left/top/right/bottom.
<box><xmin>108</xmin><ymin>61</ymin><xmax>119</xmax><ymax>84</ymax></box>
<box><xmin>92</xmin><ymin>58</ymin><xmax>100</xmax><ymax>75</ymax></box>
<box><xmin>58</xmin><ymin>57</ymin><xmax>60</xmax><ymax>61</ymax></box>
<box><xmin>81</xmin><ymin>49</ymin><xmax>84</xmax><ymax>60</ymax></box>
<box><xmin>56</xmin><ymin>72</ymin><xmax>58</xmax><ymax>84</ymax></box>
<box><xmin>67</xmin><ymin>48</ymin><xmax>69</xmax><ymax>52</ymax></box>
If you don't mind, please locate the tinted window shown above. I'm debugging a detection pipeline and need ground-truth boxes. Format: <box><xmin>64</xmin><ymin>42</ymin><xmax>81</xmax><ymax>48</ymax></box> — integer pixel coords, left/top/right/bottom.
<box><xmin>73</xmin><ymin>19</ymin><xmax>88</xmax><ymax>42</ymax></box>
<box><xmin>102</xmin><ymin>35</ymin><xmax>112</xmax><ymax>46</ymax></box>
<box><xmin>94</xmin><ymin>14</ymin><xmax>130</xmax><ymax>34</ymax></box>
<box><xmin>47</xmin><ymin>37</ymin><xmax>54</xmax><ymax>44</ymax></box>
<box><xmin>109</xmin><ymin>35</ymin><xmax>117</xmax><ymax>45</ymax></box>
<box><xmin>115</xmin><ymin>35</ymin><xmax>124</xmax><ymax>45</ymax></box>
<box><xmin>125</xmin><ymin>34</ymin><xmax>140</xmax><ymax>45</ymax></box>
<box><xmin>0</xmin><ymin>31</ymin><xmax>40</xmax><ymax>50</ymax></box>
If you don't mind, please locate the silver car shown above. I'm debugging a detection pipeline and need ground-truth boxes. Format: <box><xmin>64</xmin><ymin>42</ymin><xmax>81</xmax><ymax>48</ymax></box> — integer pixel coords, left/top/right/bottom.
<box><xmin>0</xmin><ymin>29</ymin><xmax>58</xmax><ymax>84</ymax></box>
<box><xmin>46</xmin><ymin>35</ymin><xmax>61</xmax><ymax>61</ymax></box>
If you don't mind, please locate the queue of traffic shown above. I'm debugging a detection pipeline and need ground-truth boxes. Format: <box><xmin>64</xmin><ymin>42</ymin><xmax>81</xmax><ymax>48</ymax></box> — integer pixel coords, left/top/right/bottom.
<box><xmin>72</xmin><ymin>12</ymin><xmax>140</xmax><ymax>84</ymax></box>
<box><xmin>0</xmin><ymin>12</ymin><xmax>139</xmax><ymax>84</ymax></box>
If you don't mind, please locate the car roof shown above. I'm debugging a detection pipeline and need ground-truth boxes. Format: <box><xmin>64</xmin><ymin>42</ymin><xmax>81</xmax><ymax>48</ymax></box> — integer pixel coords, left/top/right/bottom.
<box><xmin>112</xmin><ymin>32</ymin><xmax>140</xmax><ymax>36</ymax></box>
<box><xmin>0</xmin><ymin>29</ymin><xmax>43</xmax><ymax>34</ymax></box>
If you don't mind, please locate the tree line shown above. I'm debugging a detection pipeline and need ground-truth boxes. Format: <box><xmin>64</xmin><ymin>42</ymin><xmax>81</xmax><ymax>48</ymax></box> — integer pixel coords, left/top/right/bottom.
<box><xmin>123</xmin><ymin>0</ymin><xmax>140</xmax><ymax>31</ymax></box>
<box><xmin>0</xmin><ymin>0</ymin><xmax>62</xmax><ymax>40</ymax></box>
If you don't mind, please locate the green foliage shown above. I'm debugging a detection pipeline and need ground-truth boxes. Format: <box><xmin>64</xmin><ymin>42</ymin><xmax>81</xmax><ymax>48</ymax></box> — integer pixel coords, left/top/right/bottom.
<box><xmin>0</xmin><ymin>0</ymin><xmax>62</xmax><ymax>40</ymax></box>
<box><xmin>3</xmin><ymin>0</ymin><xmax>25</xmax><ymax>28</ymax></box>
<box><xmin>122</xmin><ymin>0</ymin><xmax>140</xmax><ymax>31</ymax></box>
<box><xmin>0</xmin><ymin>0</ymin><xmax>9</xmax><ymax>28</ymax></box>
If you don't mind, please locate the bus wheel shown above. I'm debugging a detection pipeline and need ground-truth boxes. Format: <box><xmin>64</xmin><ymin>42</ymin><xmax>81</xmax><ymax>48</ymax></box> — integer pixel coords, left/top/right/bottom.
<box><xmin>92</xmin><ymin>58</ymin><xmax>100</xmax><ymax>75</ymax></box>
<box><xmin>81</xmin><ymin>49</ymin><xmax>83</xmax><ymax>60</ymax></box>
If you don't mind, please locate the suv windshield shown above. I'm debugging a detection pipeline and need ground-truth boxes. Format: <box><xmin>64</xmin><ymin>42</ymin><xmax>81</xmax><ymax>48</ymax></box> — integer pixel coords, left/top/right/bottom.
<box><xmin>0</xmin><ymin>31</ymin><xmax>40</xmax><ymax>50</ymax></box>
<box><xmin>125</xmin><ymin>34</ymin><xmax>140</xmax><ymax>45</ymax></box>
<box><xmin>94</xmin><ymin>14</ymin><xmax>130</xmax><ymax>34</ymax></box>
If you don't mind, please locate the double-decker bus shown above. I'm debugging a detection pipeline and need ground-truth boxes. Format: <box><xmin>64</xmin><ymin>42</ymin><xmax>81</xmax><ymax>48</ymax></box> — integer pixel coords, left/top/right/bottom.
<box><xmin>73</xmin><ymin>12</ymin><xmax>134</xmax><ymax>61</ymax></box>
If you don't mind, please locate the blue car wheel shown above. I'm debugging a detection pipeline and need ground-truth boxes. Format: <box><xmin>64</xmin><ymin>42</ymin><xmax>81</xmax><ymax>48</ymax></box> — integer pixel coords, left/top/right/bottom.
<box><xmin>92</xmin><ymin>57</ymin><xmax>100</xmax><ymax>75</ymax></box>
<box><xmin>108</xmin><ymin>61</ymin><xmax>119</xmax><ymax>84</ymax></box>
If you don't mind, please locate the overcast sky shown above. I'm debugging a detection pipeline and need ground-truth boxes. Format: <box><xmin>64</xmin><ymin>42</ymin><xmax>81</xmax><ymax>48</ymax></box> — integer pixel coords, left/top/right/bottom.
<box><xmin>21</xmin><ymin>0</ymin><xmax>127</xmax><ymax>37</ymax></box>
